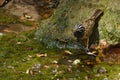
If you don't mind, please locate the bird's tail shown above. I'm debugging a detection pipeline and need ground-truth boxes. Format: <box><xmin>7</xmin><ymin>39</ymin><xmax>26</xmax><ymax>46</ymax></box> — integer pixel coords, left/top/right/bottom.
<box><xmin>91</xmin><ymin>9</ymin><xmax>103</xmax><ymax>20</ymax></box>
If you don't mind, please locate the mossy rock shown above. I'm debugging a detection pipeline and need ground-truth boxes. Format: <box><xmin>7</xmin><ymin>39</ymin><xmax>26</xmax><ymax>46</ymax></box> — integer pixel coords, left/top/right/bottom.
<box><xmin>35</xmin><ymin>0</ymin><xmax>120</xmax><ymax>49</ymax></box>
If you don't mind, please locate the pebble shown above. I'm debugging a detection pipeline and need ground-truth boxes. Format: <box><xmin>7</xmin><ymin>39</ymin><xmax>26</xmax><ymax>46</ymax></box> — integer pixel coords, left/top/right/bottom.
<box><xmin>0</xmin><ymin>33</ymin><xmax>3</xmax><ymax>36</ymax></box>
<box><xmin>98</xmin><ymin>67</ymin><xmax>107</xmax><ymax>74</ymax></box>
<box><xmin>103</xmin><ymin>77</ymin><xmax>108</xmax><ymax>80</ymax></box>
<box><xmin>52</xmin><ymin>60</ymin><xmax>58</xmax><ymax>64</ymax></box>
<box><xmin>52</xmin><ymin>69</ymin><xmax>57</xmax><ymax>74</ymax></box>
<box><xmin>7</xmin><ymin>66</ymin><xmax>14</xmax><ymax>69</ymax></box>
<box><xmin>16</xmin><ymin>42</ymin><xmax>22</xmax><ymax>45</ymax></box>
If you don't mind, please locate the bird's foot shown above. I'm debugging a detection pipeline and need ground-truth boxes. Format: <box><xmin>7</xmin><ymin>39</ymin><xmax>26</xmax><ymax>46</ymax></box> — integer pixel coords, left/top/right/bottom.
<box><xmin>85</xmin><ymin>47</ymin><xmax>97</xmax><ymax>56</ymax></box>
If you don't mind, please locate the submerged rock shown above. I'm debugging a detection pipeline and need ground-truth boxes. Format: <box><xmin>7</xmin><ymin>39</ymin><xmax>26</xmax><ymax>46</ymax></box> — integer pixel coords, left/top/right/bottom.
<box><xmin>2</xmin><ymin>0</ymin><xmax>60</xmax><ymax>21</ymax></box>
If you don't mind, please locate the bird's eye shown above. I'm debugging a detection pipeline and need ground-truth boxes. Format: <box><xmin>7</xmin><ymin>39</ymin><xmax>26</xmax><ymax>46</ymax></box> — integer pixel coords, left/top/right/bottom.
<box><xmin>78</xmin><ymin>27</ymin><xmax>81</xmax><ymax>28</ymax></box>
<box><xmin>5</xmin><ymin>1</ymin><xmax>8</xmax><ymax>3</ymax></box>
<box><xmin>78</xmin><ymin>25</ymin><xmax>82</xmax><ymax>28</ymax></box>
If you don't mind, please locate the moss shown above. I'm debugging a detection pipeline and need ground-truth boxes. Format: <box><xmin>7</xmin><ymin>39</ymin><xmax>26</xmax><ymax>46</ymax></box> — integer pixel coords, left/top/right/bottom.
<box><xmin>0</xmin><ymin>9</ymin><xmax>18</xmax><ymax>24</ymax></box>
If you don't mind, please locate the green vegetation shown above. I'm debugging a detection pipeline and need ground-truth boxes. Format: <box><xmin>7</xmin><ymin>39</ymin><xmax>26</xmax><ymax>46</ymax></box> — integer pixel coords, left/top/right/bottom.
<box><xmin>0</xmin><ymin>31</ymin><xmax>120</xmax><ymax>80</ymax></box>
<box><xmin>0</xmin><ymin>9</ymin><xmax>18</xmax><ymax>24</ymax></box>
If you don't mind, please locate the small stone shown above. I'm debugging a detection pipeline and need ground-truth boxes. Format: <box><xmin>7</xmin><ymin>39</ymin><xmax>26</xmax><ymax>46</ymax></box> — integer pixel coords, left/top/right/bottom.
<box><xmin>16</xmin><ymin>42</ymin><xmax>22</xmax><ymax>44</ymax></box>
<box><xmin>103</xmin><ymin>77</ymin><xmax>108</xmax><ymax>80</ymax></box>
<box><xmin>7</xmin><ymin>66</ymin><xmax>14</xmax><ymax>69</ymax></box>
<box><xmin>85</xmin><ymin>76</ymin><xmax>89</xmax><ymax>80</ymax></box>
<box><xmin>24</xmin><ymin>14</ymin><xmax>32</xmax><ymax>19</ymax></box>
<box><xmin>0</xmin><ymin>33</ymin><xmax>3</xmax><ymax>36</ymax></box>
<box><xmin>26</xmin><ymin>69</ymin><xmax>30</xmax><ymax>74</ymax></box>
<box><xmin>52</xmin><ymin>60</ymin><xmax>58</xmax><ymax>64</ymax></box>
<box><xmin>95</xmin><ymin>74</ymin><xmax>101</xmax><ymax>77</ymax></box>
<box><xmin>118</xmin><ymin>73</ymin><xmax>120</xmax><ymax>76</ymax></box>
<box><xmin>32</xmin><ymin>64</ymin><xmax>41</xmax><ymax>69</ymax></box>
<box><xmin>98</xmin><ymin>67</ymin><xmax>107</xmax><ymax>74</ymax></box>
<box><xmin>68</xmin><ymin>60</ymin><xmax>72</xmax><ymax>63</ymax></box>
<box><xmin>64</xmin><ymin>50</ymin><xmax>73</xmax><ymax>55</ymax></box>
<box><xmin>44</xmin><ymin>65</ymin><xmax>50</xmax><ymax>68</ymax></box>
<box><xmin>72</xmin><ymin>59</ymin><xmax>81</xmax><ymax>65</ymax></box>
<box><xmin>28</xmin><ymin>55</ymin><xmax>32</xmax><ymax>58</ymax></box>
<box><xmin>68</xmin><ymin>68</ymin><xmax>72</xmax><ymax>72</ymax></box>
<box><xmin>52</xmin><ymin>69</ymin><xmax>57</xmax><ymax>74</ymax></box>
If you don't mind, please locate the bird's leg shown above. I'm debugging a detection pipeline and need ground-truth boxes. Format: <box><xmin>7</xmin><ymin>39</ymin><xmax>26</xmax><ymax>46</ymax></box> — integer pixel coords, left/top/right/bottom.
<box><xmin>86</xmin><ymin>38</ymin><xmax>89</xmax><ymax>51</ymax></box>
<box><xmin>85</xmin><ymin>39</ymin><xmax>97</xmax><ymax>56</ymax></box>
<box><xmin>83</xmin><ymin>38</ymin><xmax>90</xmax><ymax>52</ymax></box>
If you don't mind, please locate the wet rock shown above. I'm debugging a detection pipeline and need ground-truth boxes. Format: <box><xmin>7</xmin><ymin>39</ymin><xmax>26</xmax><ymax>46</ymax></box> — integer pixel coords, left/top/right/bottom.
<box><xmin>3</xmin><ymin>0</ymin><xmax>60</xmax><ymax>20</ymax></box>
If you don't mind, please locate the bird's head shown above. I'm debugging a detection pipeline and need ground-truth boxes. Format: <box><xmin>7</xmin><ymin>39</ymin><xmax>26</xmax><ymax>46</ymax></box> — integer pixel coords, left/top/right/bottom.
<box><xmin>73</xmin><ymin>24</ymin><xmax>85</xmax><ymax>39</ymax></box>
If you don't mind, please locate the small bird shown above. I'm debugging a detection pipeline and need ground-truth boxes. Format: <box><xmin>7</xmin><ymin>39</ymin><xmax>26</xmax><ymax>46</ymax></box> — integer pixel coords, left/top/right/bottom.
<box><xmin>73</xmin><ymin>9</ymin><xmax>103</xmax><ymax>52</ymax></box>
<box><xmin>74</xmin><ymin>24</ymin><xmax>85</xmax><ymax>38</ymax></box>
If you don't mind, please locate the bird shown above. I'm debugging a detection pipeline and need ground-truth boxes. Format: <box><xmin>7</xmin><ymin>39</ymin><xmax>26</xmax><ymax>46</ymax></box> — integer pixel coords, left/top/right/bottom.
<box><xmin>73</xmin><ymin>9</ymin><xmax>104</xmax><ymax>53</ymax></box>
